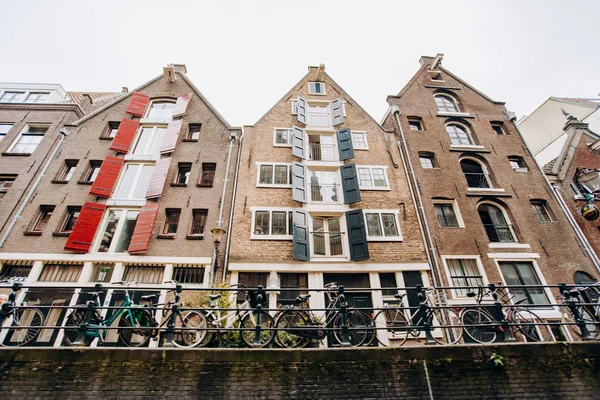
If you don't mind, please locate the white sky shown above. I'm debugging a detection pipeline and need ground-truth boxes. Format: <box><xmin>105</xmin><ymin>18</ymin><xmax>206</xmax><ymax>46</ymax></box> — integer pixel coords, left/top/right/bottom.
<box><xmin>1</xmin><ymin>0</ymin><xmax>598</xmax><ymax>126</ymax></box>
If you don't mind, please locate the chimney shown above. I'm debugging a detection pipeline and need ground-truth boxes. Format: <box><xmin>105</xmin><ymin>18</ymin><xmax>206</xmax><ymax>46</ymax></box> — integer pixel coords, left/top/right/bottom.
<box><xmin>169</xmin><ymin>64</ymin><xmax>187</xmax><ymax>74</ymax></box>
<box><xmin>163</xmin><ymin>65</ymin><xmax>176</xmax><ymax>82</ymax></box>
<box><xmin>121</xmin><ymin>87</ymin><xmax>129</xmax><ymax>93</ymax></box>
<box><xmin>419</xmin><ymin>53</ymin><xmax>444</xmax><ymax>70</ymax></box>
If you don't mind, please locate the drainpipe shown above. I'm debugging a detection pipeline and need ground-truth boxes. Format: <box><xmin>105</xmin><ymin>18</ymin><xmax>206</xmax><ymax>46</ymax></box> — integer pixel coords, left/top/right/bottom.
<box><xmin>512</xmin><ymin>120</ymin><xmax>600</xmax><ymax>273</ymax></box>
<box><xmin>0</xmin><ymin>128</ymin><xmax>70</xmax><ymax>248</ymax></box>
<box><xmin>222</xmin><ymin>128</ymin><xmax>244</xmax><ymax>283</ymax></box>
<box><xmin>392</xmin><ymin>107</ymin><xmax>443</xmax><ymax>287</ymax></box>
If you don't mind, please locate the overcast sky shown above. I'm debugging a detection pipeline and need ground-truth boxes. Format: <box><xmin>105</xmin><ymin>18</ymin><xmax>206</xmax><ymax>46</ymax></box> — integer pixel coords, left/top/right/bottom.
<box><xmin>1</xmin><ymin>0</ymin><xmax>598</xmax><ymax>126</ymax></box>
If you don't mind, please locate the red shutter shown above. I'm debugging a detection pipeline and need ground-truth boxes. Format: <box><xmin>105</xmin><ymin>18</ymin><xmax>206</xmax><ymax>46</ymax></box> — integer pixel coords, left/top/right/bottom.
<box><xmin>146</xmin><ymin>157</ymin><xmax>171</xmax><ymax>199</ymax></box>
<box><xmin>126</xmin><ymin>92</ymin><xmax>150</xmax><ymax>117</ymax></box>
<box><xmin>172</xmin><ymin>93</ymin><xmax>192</xmax><ymax>117</ymax></box>
<box><xmin>160</xmin><ymin>119</ymin><xmax>182</xmax><ymax>154</ymax></box>
<box><xmin>89</xmin><ymin>156</ymin><xmax>124</xmax><ymax>198</ymax></box>
<box><xmin>109</xmin><ymin>118</ymin><xmax>139</xmax><ymax>153</ymax></box>
<box><xmin>128</xmin><ymin>203</ymin><xmax>159</xmax><ymax>254</ymax></box>
<box><xmin>64</xmin><ymin>202</ymin><xmax>106</xmax><ymax>253</ymax></box>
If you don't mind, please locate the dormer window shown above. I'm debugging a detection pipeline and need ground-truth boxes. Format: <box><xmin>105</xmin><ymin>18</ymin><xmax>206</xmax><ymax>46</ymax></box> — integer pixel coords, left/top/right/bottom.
<box><xmin>308</xmin><ymin>82</ymin><xmax>326</xmax><ymax>95</ymax></box>
<box><xmin>24</xmin><ymin>92</ymin><xmax>50</xmax><ymax>103</ymax></box>
<box><xmin>434</xmin><ymin>94</ymin><xmax>460</xmax><ymax>113</ymax></box>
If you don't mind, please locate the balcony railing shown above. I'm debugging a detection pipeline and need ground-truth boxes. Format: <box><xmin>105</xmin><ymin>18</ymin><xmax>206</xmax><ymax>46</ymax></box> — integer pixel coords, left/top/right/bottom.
<box><xmin>311</xmin><ymin>231</ymin><xmax>344</xmax><ymax>257</ymax></box>
<box><xmin>309</xmin><ymin>143</ymin><xmax>337</xmax><ymax>161</ymax></box>
<box><xmin>483</xmin><ymin>224</ymin><xmax>516</xmax><ymax>243</ymax></box>
<box><xmin>464</xmin><ymin>172</ymin><xmax>491</xmax><ymax>188</ymax></box>
<box><xmin>310</xmin><ymin>184</ymin><xmax>339</xmax><ymax>203</ymax></box>
<box><xmin>307</xmin><ymin>112</ymin><xmax>330</xmax><ymax>128</ymax></box>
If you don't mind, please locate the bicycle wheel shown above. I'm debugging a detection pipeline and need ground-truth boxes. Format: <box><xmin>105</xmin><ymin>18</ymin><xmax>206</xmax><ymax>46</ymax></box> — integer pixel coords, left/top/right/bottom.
<box><xmin>332</xmin><ymin>310</ymin><xmax>370</xmax><ymax>347</ymax></box>
<box><xmin>172</xmin><ymin>310</ymin><xmax>207</xmax><ymax>348</ymax></box>
<box><xmin>372</xmin><ymin>308</ymin><xmax>409</xmax><ymax>347</ymax></box>
<box><xmin>460</xmin><ymin>308</ymin><xmax>497</xmax><ymax>344</ymax></box>
<box><xmin>432</xmin><ymin>309</ymin><xmax>463</xmax><ymax>345</ymax></box>
<box><xmin>512</xmin><ymin>308</ymin><xmax>552</xmax><ymax>342</ymax></box>
<box><xmin>118</xmin><ymin>308</ymin><xmax>155</xmax><ymax>347</ymax></box>
<box><xmin>63</xmin><ymin>308</ymin><xmax>98</xmax><ymax>346</ymax></box>
<box><xmin>7</xmin><ymin>307</ymin><xmax>44</xmax><ymax>346</ymax></box>
<box><xmin>274</xmin><ymin>310</ymin><xmax>312</xmax><ymax>348</ymax></box>
<box><xmin>239</xmin><ymin>311</ymin><xmax>275</xmax><ymax>347</ymax></box>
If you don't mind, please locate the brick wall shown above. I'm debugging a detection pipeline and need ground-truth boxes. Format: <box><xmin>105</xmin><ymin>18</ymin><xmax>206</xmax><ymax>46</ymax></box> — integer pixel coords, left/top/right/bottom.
<box><xmin>0</xmin><ymin>343</ymin><xmax>598</xmax><ymax>399</ymax></box>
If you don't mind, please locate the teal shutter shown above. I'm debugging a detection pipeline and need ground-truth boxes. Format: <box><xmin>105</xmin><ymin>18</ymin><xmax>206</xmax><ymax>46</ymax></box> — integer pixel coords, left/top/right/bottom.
<box><xmin>293</xmin><ymin>210</ymin><xmax>310</xmax><ymax>261</ymax></box>
<box><xmin>346</xmin><ymin>209</ymin><xmax>369</xmax><ymax>261</ymax></box>
<box><xmin>337</xmin><ymin>128</ymin><xmax>354</xmax><ymax>160</ymax></box>
<box><xmin>331</xmin><ymin>98</ymin><xmax>344</xmax><ymax>126</ymax></box>
<box><xmin>292</xmin><ymin>126</ymin><xmax>306</xmax><ymax>159</ymax></box>
<box><xmin>297</xmin><ymin>97</ymin><xmax>307</xmax><ymax>125</ymax></box>
<box><xmin>292</xmin><ymin>162</ymin><xmax>307</xmax><ymax>203</ymax></box>
<box><xmin>340</xmin><ymin>163</ymin><xmax>361</xmax><ymax>204</ymax></box>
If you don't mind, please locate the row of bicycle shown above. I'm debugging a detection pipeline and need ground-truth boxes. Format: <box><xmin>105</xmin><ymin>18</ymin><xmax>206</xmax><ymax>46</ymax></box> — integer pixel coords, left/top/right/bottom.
<box><xmin>0</xmin><ymin>280</ymin><xmax>598</xmax><ymax>348</ymax></box>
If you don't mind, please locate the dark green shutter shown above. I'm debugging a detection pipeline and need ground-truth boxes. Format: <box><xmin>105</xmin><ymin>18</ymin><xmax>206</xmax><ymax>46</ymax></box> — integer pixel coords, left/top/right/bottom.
<box><xmin>331</xmin><ymin>98</ymin><xmax>344</xmax><ymax>126</ymax></box>
<box><xmin>337</xmin><ymin>128</ymin><xmax>354</xmax><ymax>160</ymax></box>
<box><xmin>293</xmin><ymin>210</ymin><xmax>310</xmax><ymax>261</ymax></box>
<box><xmin>340</xmin><ymin>163</ymin><xmax>361</xmax><ymax>204</ymax></box>
<box><xmin>346</xmin><ymin>209</ymin><xmax>369</xmax><ymax>261</ymax></box>
<box><xmin>292</xmin><ymin>126</ymin><xmax>306</xmax><ymax>159</ymax></box>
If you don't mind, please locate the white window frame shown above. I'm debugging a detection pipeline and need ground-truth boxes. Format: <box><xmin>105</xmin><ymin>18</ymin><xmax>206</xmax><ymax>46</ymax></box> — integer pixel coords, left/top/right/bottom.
<box><xmin>7</xmin><ymin>124</ymin><xmax>48</xmax><ymax>154</ymax></box>
<box><xmin>351</xmin><ymin>131</ymin><xmax>368</xmax><ymax>150</ymax></box>
<box><xmin>357</xmin><ymin>166</ymin><xmax>390</xmax><ymax>190</ymax></box>
<box><xmin>432</xmin><ymin>200</ymin><xmax>465</xmax><ymax>228</ymax></box>
<box><xmin>308</xmin><ymin>82</ymin><xmax>326</xmax><ymax>95</ymax></box>
<box><xmin>273</xmin><ymin>128</ymin><xmax>293</xmax><ymax>147</ymax></box>
<box><xmin>508</xmin><ymin>156</ymin><xmax>528</xmax><ymax>173</ymax></box>
<box><xmin>92</xmin><ymin>208</ymin><xmax>141</xmax><ymax>253</ymax></box>
<box><xmin>441</xmin><ymin>256</ymin><xmax>488</xmax><ymax>301</ymax></box>
<box><xmin>143</xmin><ymin>99</ymin><xmax>176</xmax><ymax>123</ymax></box>
<box><xmin>434</xmin><ymin>94</ymin><xmax>460</xmax><ymax>113</ymax></box>
<box><xmin>419</xmin><ymin>153</ymin><xmax>436</xmax><ymax>169</ymax></box>
<box><xmin>363</xmin><ymin>209</ymin><xmax>403</xmax><ymax>242</ymax></box>
<box><xmin>129</xmin><ymin>125</ymin><xmax>167</xmax><ymax>159</ymax></box>
<box><xmin>309</xmin><ymin>214</ymin><xmax>349</xmax><ymax>259</ymax></box>
<box><xmin>24</xmin><ymin>92</ymin><xmax>50</xmax><ymax>103</ymax></box>
<box><xmin>291</xmin><ymin>100</ymin><xmax>298</xmax><ymax>115</ymax></box>
<box><xmin>0</xmin><ymin>123</ymin><xmax>13</xmax><ymax>141</ymax></box>
<box><xmin>250</xmin><ymin>207</ymin><xmax>293</xmax><ymax>240</ymax></box>
<box><xmin>256</xmin><ymin>163</ymin><xmax>292</xmax><ymax>188</ymax></box>
<box><xmin>478</xmin><ymin>200</ymin><xmax>519</xmax><ymax>245</ymax></box>
<box><xmin>0</xmin><ymin>91</ymin><xmax>26</xmax><ymax>103</ymax></box>
<box><xmin>110</xmin><ymin>163</ymin><xmax>154</xmax><ymax>204</ymax></box>
<box><xmin>307</xmin><ymin>168</ymin><xmax>342</xmax><ymax>204</ymax></box>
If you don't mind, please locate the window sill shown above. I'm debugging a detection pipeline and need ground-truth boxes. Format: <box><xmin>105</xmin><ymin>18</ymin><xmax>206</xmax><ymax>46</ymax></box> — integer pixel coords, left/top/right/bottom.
<box><xmin>186</xmin><ymin>234</ymin><xmax>204</xmax><ymax>240</ymax></box>
<box><xmin>157</xmin><ymin>234</ymin><xmax>176</xmax><ymax>240</ymax></box>
<box><xmin>170</xmin><ymin>183</ymin><xmax>188</xmax><ymax>187</ymax></box>
<box><xmin>99</xmin><ymin>137</ymin><xmax>113</xmax><ymax>141</ymax></box>
<box><xmin>513</xmin><ymin>168</ymin><xmax>529</xmax><ymax>173</ymax></box>
<box><xmin>24</xmin><ymin>231</ymin><xmax>42</xmax><ymax>236</ymax></box>
<box><xmin>273</xmin><ymin>143</ymin><xmax>292</xmax><ymax>148</ymax></box>
<box><xmin>436</xmin><ymin>111</ymin><xmax>473</xmax><ymax>118</ymax></box>
<box><xmin>449</xmin><ymin>145</ymin><xmax>490</xmax><ymax>153</ymax></box>
<box><xmin>367</xmin><ymin>236</ymin><xmax>403</xmax><ymax>242</ymax></box>
<box><xmin>256</xmin><ymin>184</ymin><xmax>292</xmax><ymax>189</ymax></box>
<box><xmin>438</xmin><ymin>226</ymin><xmax>464</xmax><ymax>229</ymax></box>
<box><xmin>51</xmin><ymin>180</ymin><xmax>69</xmax><ymax>184</ymax></box>
<box><xmin>2</xmin><ymin>152</ymin><xmax>31</xmax><ymax>157</ymax></box>
<box><xmin>52</xmin><ymin>232</ymin><xmax>71</xmax><ymax>237</ymax></box>
<box><xmin>196</xmin><ymin>183</ymin><xmax>213</xmax><ymax>188</ymax></box>
<box><xmin>358</xmin><ymin>186</ymin><xmax>391</xmax><ymax>191</ymax></box>
<box><xmin>182</xmin><ymin>138</ymin><xmax>199</xmax><ymax>142</ymax></box>
<box><xmin>488</xmin><ymin>243</ymin><xmax>530</xmax><ymax>249</ymax></box>
<box><xmin>77</xmin><ymin>180</ymin><xmax>93</xmax><ymax>185</ymax></box>
<box><xmin>354</xmin><ymin>147</ymin><xmax>369</xmax><ymax>151</ymax></box>
<box><xmin>250</xmin><ymin>234</ymin><xmax>293</xmax><ymax>241</ymax></box>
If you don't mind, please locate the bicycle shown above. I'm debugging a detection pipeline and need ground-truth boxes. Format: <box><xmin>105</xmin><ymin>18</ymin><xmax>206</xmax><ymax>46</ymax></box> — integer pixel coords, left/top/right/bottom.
<box><xmin>460</xmin><ymin>285</ymin><xmax>552</xmax><ymax>344</ymax></box>
<box><xmin>371</xmin><ymin>288</ymin><xmax>462</xmax><ymax>346</ymax></box>
<box><xmin>0</xmin><ymin>281</ymin><xmax>45</xmax><ymax>346</ymax></box>
<box><xmin>273</xmin><ymin>282</ymin><xmax>372</xmax><ymax>348</ymax></box>
<box><xmin>196</xmin><ymin>283</ymin><xmax>275</xmax><ymax>348</ymax></box>
<box><xmin>557</xmin><ymin>283</ymin><xmax>599</xmax><ymax>340</ymax></box>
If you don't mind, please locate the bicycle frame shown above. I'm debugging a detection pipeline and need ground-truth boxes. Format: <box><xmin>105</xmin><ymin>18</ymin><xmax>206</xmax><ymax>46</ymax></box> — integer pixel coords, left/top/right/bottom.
<box><xmin>83</xmin><ymin>288</ymin><xmax>145</xmax><ymax>341</ymax></box>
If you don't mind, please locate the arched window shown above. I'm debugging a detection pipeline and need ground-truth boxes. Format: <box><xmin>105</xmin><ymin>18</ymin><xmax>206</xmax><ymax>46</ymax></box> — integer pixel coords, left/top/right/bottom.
<box><xmin>477</xmin><ymin>203</ymin><xmax>516</xmax><ymax>242</ymax></box>
<box><xmin>146</xmin><ymin>100</ymin><xmax>176</xmax><ymax>120</ymax></box>
<box><xmin>460</xmin><ymin>158</ymin><xmax>491</xmax><ymax>188</ymax></box>
<box><xmin>446</xmin><ymin>123</ymin><xmax>473</xmax><ymax>146</ymax></box>
<box><xmin>434</xmin><ymin>94</ymin><xmax>460</xmax><ymax>113</ymax></box>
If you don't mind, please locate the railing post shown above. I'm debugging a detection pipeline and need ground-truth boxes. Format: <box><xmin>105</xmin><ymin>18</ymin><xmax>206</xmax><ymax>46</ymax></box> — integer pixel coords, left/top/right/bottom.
<box><xmin>559</xmin><ymin>282</ymin><xmax>594</xmax><ymax>341</ymax></box>
<box><xmin>338</xmin><ymin>285</ymin><xmax>351</xmax><ymax>347</ymax></box>
<box><xmin>489</xmin><ymin>283</ymin><xmax>515</xmax><ymax>342</ymax></box>
<box><xmin>252</xmin><ymin>285</ymin><xmax>264</xmax><ymax>347</ymax></box>
<box><xmin>163</xmin><ymin>283</ymin><xmax>182</xmax><ymax>348</ymax></box>
<box><xmin>72</xmin><ymin>284</ymin><xmax>101</xmax><ymax>347</ymax></box>
<box><xmin>416</xmin><ymin>284</ymin><xmax>436</xmax><ymax>345</ymax></box>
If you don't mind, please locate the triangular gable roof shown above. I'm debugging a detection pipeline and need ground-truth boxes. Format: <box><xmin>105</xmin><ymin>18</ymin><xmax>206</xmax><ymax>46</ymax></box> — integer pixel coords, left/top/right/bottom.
<box><xmin>73</xmin><ymin>73</ymin><xmax>230</xmax><ymax>127</ymax></box>
<box><xmin>545</xmin><ymin>120</ymin><xmax>600</xmax><ymax>178</ymax></box>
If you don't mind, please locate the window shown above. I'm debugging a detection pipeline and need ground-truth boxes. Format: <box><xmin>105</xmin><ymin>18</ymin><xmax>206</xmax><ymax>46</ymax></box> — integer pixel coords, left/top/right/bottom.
<box><xmin>308</xmin><ymin>82</ymin><xmax>325</xmax><ymax>95</ymax></box>
<box><xmin>531</xmin><ymin>200</ymin><xmax>553</xmax><ymax>222</ymax></box>
<box><xmin>309</xmin><ymin>170</ymin><xmax>339</xmax><ymax>203</ymax></box>
<box><xmin>431</xmin><ymin>73</ymin><xmax>443</xmax><ymax>81</ymax></box>
<box><xmin>54</xmin><ymin>160</ymin><xmax>78</xmax><ymax>182</ymax></box>
<box><xmin>0</xmin><ymin>92</ymin><xmax>25</xmax><ymax>103</ymax></box>
<box><xmin>162</xmin><ymin>209</ymin><xmax>181</xmax><ymax>235</ymax></box>
<box><xmin>460</xmin><ymin>158</ymin><xmax>491</xmax><ymax>188</ymax></box>
<box><xmin>189</xmin><ymin>209</ymin><xmax>208</xmax><ymax>236</ymax></box>
<box><xmin>146</xmin><ymin>101</ymin><xmax>175</xmax><ymax>120</ymax></box>
<box><xmin>80</xmin><ymin>160</ymin><xmax>102</xmax><ymax>183</ymax></box>
<box><xmin>0</xmin><ymin>123</ymin><xmax>12</xmax><ymax>141</ymax></box>
<box><xmin>96</xmin><ymin>209</ymin><xmax>140</xmax><ymax>253</ymax></box>
<box><xmin>491</xmin><ymin>122</ymin><xmax>506</xmax><ymax>135</ymax></box>
<box><xmin>186</xmin><ymin>123</ymin><xmax>201</xmax><ymax>141</ymax></box>
<box><xmin>199</xmin><ymin>163</ymin><xmax>216</xmax><ymax>187</ymax></box>
<box><xmin>508</xmin><ymin>156</ymin><xmax>528</xmax><ymax>171</ymax></box>
<box><xmin>446</xmin><ymin>123</ymin><xmax>474</xmax><ymax>146</ymax></box>
<box><xmin>312</xmin><ymin>216</ymin><xmax>344</xmax><ymax>257</ymax></box>
<box><xmin>172</xmin><ymin>264</ymin><xmax>205</xmax><ymax>284</ymax></box>
<box><xmin>434</xmin><ymin>203</ymin><xmax>459</xmax><ymax>227</ymax></box>
<box><xmin>114</xmin><ymin>164</ymin><xmax>154</xmax><ymax>200</ymax></box>
<box><xmin>8</xmin><ymin>125</ymin><xmax>47</xmax><ymax>154</ymax></box>
<box><xmin>351</xmin><ymin>132</ymin><xmax>368</xmax><ymax>149</ymax></box>
<box><xmin>278</xmin><ymin>273</ymin><xmax>308</xmax><ymax>305</ymax></box>
<box><xmin>291</xmin><ymin>100</ymin><xmax>298</xmax><ymax>115</ymax></box>
<box><xmin>498</xmin><ymin>261</ymin><xmax>550</xmax><ymax>305</ymax></box>
<box><xmin>59</xmin><ymin>206</ymin><xmax>81</xmax><ymax>233</ymax></box>
<box><xmin>123</xmin><ymin>264</ymin><xmax>165</xmax><ymax>284</ymax></box>
<box><xmin>174</xmin><ymin>163</ymin><xmax>191</xmax><ymax>185</ymax></box>
<box><xmin>102</xmin><ymin>122</ymin><xmax>120</xmax><ymax>139</ymax></box>
<box><xmin>39</xmin><ymin>262</ymin><xmax>83</xmax><ymax>282</ymax></box>
<box><xmin>252</xmin><ymin>209</ymin><xmax>293</xmax><ymax>239</ymax></box>
<box><xmin>0</xmin><ymin>175</ymin><xmax>16</xmax><ymax>200</ymax></box>
<box><xmin>91</xmin><ymin>263</ymin><xmax>115</xmax><ymax>282</ymax></box>
<box><xmin>357</xmin><ymin>166</ymin><xmax>389</xmax><ymax>189</ymax></box>
<box><xmin>274</xmin><ymin>129</ymin><xmax>293</xmax><ymax>146</ymax></box>
<box><xmin>30</xmin><ymin>205</ymin><xmax>55</xmax><ymax>233</ymax></box>
<box><xmin>478</xmin><ymin>203</ymin><xmax>516</xmax><ymax>243</ymax></box>
<box><xmin>364</xmin><ymin>210</ymin><xmax>401</xmax><ymax>241</ymax></box>
<box><xmin>0</xmin><ymin>262</ymin><xmax>33</xmax><ymax>281</ymax></box>
<box><xmin>257</xmin><ymin>163</ymin><xmax>292</xmax><ymax>187</ymax></box>
<box><xmin>419</xmin><ymin>152</ymin><xmax>436</xmax><ymax>169</ymax></box>
<box><xmin>434</xmin><ymin>94</ymin><xmax>460</xmax><ymax>113</ymax></box>
<box><xmin>24</xmin><ymin>92</ymin><xmax>50</xmax><ymax>103</ymax></box>
<box><xmin>379</xmin><ymin>273</ymin><xmax>398</xmax><ymax>296</ymax></box>
<box><xmin>408</xmin><ymin>117</ymin><xmax>423</xmax><ymax>131</ymax></box>
<box><xmin>446</xmin><ymin>259</ymin><xmax>484</xmax><ymax>297</ymax></box>
<box><xmin>132</xmin><ymin>126</ymin><xmax>166</xmax><ymax>156</ymax></box>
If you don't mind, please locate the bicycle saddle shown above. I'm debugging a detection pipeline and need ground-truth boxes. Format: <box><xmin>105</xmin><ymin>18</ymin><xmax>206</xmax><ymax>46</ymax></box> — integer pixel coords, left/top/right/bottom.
<box><xmin>394</xmin><ymin>294</ymin><xmax>405</xmax><ymax>300</ymax></box>
<box><xmin>141</xmin><ymin>294</ymin><xmax>158</xmax><ymax>301</ymax></box>
<box><xmin>209</xmin><ymin>294</ymin><xmax>222</xmax><ymax>301</ymax></box>
<box><xmin>466</xmin><ymin>292</ymin><xmax>477</xmax><ymax>298</ymax></box>
<box><xmin>296</xmin><ymin>294</ymin><xmax>311</xmax><ymax>302</ymax></box>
